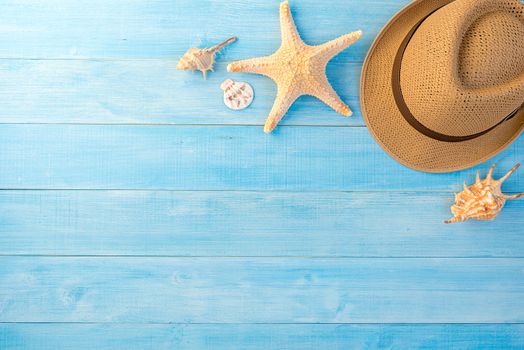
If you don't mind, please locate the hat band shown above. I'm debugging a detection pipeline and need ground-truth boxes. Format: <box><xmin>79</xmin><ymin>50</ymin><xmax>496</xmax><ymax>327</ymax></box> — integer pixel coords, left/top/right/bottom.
<box><xmin>391</xmin><ymin>3</ymin><xmax>523</xmax><ymax>143</ymax></box>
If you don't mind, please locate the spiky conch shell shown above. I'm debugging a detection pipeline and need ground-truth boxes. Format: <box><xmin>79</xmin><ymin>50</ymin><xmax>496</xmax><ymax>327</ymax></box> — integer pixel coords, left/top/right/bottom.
<box><xmin>445</xmin><ymin>164</ymin><xmax>524</xmax><ymax>224</ymax></box>
<box><xmin>176</xmin><ymin>37</ymin><xmax>237</xmax><ymax>79</ymax></box>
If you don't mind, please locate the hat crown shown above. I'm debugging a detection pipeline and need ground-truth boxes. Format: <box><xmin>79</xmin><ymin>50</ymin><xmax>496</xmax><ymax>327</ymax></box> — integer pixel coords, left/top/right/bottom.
<box><xmin>400</xmin><ymin>0</ymin><xmax>524</xmax><ymax>137</ymax></box>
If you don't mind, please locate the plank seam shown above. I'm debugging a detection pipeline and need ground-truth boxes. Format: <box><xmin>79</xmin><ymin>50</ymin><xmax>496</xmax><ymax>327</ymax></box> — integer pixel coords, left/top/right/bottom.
<box><xmin>0</xmin><ymin>256</ymin><xmax>523</xmax><ymax>259</ymax></box>
<box><xmin>1</xmin><ymin>189</ymin><xmax>522</xmax><ymax>194</ymax></box>
<box><xmin>0</xmin><ymin>123</ymin><xmax>367</xmax><ymax>127</ymax></box>
<box><xmin>0</xmin><ymin>58</ymin><xmax>364</xmax><ymax>63</ymax></box>
<box><xmin>1</xmin><ymin>322</ymin><xmax>524</xmax><ymax>325</ymax></box>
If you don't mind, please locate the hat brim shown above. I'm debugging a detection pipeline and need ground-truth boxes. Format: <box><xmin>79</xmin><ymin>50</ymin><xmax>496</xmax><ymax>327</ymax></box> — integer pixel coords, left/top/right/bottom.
<box><xmin>360</xmin><ymin>0</ymin><xmax>524</xmax><ymax>173</ymax></box>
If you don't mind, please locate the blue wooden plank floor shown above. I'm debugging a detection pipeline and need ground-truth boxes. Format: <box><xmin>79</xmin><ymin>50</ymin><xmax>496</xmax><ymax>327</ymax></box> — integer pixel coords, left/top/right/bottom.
<box><xmin>0</xmin><ymin>0</ymin><xmax>523</xmax><ymax>349</ymax></box>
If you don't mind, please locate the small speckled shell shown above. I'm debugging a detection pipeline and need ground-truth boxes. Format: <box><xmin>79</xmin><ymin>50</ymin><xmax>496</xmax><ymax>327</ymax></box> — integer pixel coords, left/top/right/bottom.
<box><xmin>445</xmin><ymin>164</ymin><xmax>524</xmax><ymax>224</ymax></box>
<box><xmin>220</xmin><ymin>79</ymin><xmax>254</xmax><ymax>110</ymax></box>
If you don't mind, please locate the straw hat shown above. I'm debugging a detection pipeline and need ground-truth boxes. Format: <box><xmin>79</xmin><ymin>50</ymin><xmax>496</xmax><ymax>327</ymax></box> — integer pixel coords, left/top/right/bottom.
<box><xmin>360</xmin><ymin>0</ymin><xmax>524</xmax><ymax>173</ymax></box>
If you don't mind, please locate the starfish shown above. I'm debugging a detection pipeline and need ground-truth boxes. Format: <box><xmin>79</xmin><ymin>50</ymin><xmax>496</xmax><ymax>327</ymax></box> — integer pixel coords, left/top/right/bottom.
<box><xmin>227</xmin><ymin>1</ymin><xmax>362</xmax><ymax>133</ymax></box>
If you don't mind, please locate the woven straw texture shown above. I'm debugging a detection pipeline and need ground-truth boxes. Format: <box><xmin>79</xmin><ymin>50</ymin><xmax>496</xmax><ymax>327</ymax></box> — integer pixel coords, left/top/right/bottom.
<box><xmin>361</xmin><ymin>0</ymin><xmax>524</xmax><ymax>173</ymax></box>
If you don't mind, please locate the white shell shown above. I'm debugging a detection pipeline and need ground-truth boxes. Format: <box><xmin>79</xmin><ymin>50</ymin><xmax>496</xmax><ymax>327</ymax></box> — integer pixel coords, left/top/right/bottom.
<box><xmin>220</xmin><ymin>79</ymin><xmax>254</xmax><ymax>110</ymax></box>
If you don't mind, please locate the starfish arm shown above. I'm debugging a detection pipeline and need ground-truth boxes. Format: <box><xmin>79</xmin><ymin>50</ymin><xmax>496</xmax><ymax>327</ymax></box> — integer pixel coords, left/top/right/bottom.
<box><xmin>227</xmin><ymin>56</ymin><xmax>277</xmax><ymax>78</ymax></box>
<box><xmin>313</xmin><ymin>30</ymin><xmax>362</xmax><ymax>61</ymax></box>
<box><xmin>309</xmin><ymin>77</ymin><xmax>352</xmax><ymax>117</ymax></box>
<box><xmin>279</xmin><ymin>1</ymin><xmax>303</xmax><ymax>45</ymax></box>
<box><xmin>264</xmin><ymin>84</ymin><xmax>300</xmax><ymax>133</ymax></box>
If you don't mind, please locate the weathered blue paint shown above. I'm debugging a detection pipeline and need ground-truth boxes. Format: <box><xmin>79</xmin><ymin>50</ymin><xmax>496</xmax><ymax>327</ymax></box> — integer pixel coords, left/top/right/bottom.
<box><xmin>2</xmin><ymin>324</ymin><xmax>524</xmax><ymax>350</ymax></box>
<box><xmin>0</xmin><ymin>125</ymin><xmax>521</xmax><ymax>191</ymax></box>
<box><xmin>1</xmin><ymin>190</ymin><xmax>524</xmax><ymax>257</ymax></box>
<box><xmin>0</xmin><ymin>60</ymin><xmax>363</xmax><ymax>125</ymax></box>
<box><xmin>0</xmin><ymin>0</ymin><xmax>405</xmax><ymax>126</ymax></box>
<box><xmin>2</xmin><ymin>257</ymin><xmax>524</xmax><ymax>323</ymax></box>
<box><xmin>0</xmin><ymin>0</ymin><xmax>409</xmax><ymax>60</ymax></box>
<box><xmin>0</xmin><ymin>0</ymin><xmax>523</xmax><ymax>349</ymax></box>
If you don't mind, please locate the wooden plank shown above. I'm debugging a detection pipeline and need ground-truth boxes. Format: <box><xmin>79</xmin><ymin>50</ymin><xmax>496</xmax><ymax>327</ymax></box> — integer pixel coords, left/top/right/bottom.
<box><xmin>2</xmin><ymin>190</ymin><xmax>524</xmax><ymax>257</ymax></box>
<box><xmin>2</xmin><ymin>323</ymin><xmax>524</xmax><ymax>350</ymax></box>
<box><xmin>0</xmin><ymin>60</ymin><xmax>361</xmax><ymax>125</ymax></box>
<box><xmin>1</xmin><ymin>257</ymin><xmax>524</xmax><ymax>323</ymax></box>
<box><xmin>0</xmin><ymin>0</ymin><xmax>410</xmax><ymax>59</ymax></box>
<box><xmin>0</xmin><ymin>125</ymin><xmax>522</xmax><ymax>191</ymax></box>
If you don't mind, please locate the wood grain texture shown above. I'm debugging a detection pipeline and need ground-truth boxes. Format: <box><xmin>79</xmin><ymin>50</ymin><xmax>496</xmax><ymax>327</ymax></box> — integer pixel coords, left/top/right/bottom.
<box><xmin>2</xmin><ymin>324</ymin><xmax>524</xmax><ymax>350</ymax></box>
<box><xmin>0</xmin><ymin>60</ymin><xmax>362</xmax><ymax>125</ymax></box>
<box><xmin>1</xmin><ymin>257</ymin><xmax>524</xmax><ymax>323</ymax></box>
<box><xmin>0</xmin><ymin>124</ymin><xmax>522</xmax><ymax>190</ymax></box>
<box><xmin>1</xmin><ymin>190</ymin><xmax>524</xmax><ymax>257</ymax></box>
<box><xmin>0</xmin><ymin>0</ymin><xmax>409</xmax><ymax>60</ymax></box>
<box><xmin>1</xmin><ymin>0</ymin><xmax>524</xmax><ymax>347</ymax></box>
<box><xmin>0</xmin><ymin>0</ymin><xmax>409</xmax><ymax>125</ymax></box>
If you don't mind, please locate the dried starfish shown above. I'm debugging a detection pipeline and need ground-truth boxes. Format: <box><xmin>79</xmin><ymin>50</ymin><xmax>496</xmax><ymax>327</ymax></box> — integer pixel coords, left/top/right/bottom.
<box><xmin>228</xmin><ymin>1</ymin><xmax>362</xmax><ymax>133</ymax></box>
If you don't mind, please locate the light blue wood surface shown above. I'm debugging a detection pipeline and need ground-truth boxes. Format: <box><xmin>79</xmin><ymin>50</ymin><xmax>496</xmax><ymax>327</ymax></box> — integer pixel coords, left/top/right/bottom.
<box><xmin>0</xmin><ymin>125</ymin><xmax>522</xmax><ymax>191</ymax></box>
<box><xmin>1</xmin><ymin>0</ymin><xmax>523</xmax><ymax>349</ymax></box>
<box><xmin>2</xmin><ymin>190</ymin><xmax>524</xmax><ymax>257</ymax></box>
<box><xmin>3</xmin><ymin>324</ymin><xmax>524</xmax><ymax>350</ymax></box>
<box><xmin>3</xmin><ymin>257</ymin><xmax>524</xmax><ymax>323</ymax></box>
<box><xmin>0</xmin><ymin>61</ymin><xmax>362</xmax><ymax>125</ymax></box>
<box><xmin>0</xmin><ymin>0</ymin><xmax>408</xmax><ymax>60</ymax></box>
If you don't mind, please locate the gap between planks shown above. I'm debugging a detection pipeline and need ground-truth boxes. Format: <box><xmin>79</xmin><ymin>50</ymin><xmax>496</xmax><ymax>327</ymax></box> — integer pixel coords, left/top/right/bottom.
<box><xmin>2</xmin><ymin>322</ymin><xmax>524</xmax><ymax>325</ymax></box>
<box><xmin>0</xmin><ymin>254</ymin><xmax>524</xmax><ymax>260</ymax></box>
<box><xmin>0</xmin><ymin>58</ymin><xmax>366</xmax><ymax>63</ymax></box>
<box><xmin>0</xmin><ymin>123</ymin><xmax>367</xmax><ymax>127</ymax></box>
<box><xmin>1</xmin><ymin>188</ymin><xmax>520</xmax><ymax>193</ymax></box>
<box><xmin>0</xmin><ymin>255</ymin><xmax>523</xmax><ymax>259</ymax></box>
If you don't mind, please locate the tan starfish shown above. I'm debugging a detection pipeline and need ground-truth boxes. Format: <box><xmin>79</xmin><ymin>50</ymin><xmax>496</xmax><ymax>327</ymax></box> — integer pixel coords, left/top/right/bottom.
<box><xmin>227</xmin><ymin>1</ymin><xmax>362</xmax><ymax>133</ymax></box>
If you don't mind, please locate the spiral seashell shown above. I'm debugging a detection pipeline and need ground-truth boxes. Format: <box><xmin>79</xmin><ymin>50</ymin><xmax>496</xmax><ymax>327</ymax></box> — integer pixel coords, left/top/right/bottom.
<box><xmin>445</xmin><ymin>163</ymin><xmax>524</xmax><ymax>224</ymax></box>
<box><xmin>220</xmin><ymin>79</ymin><xmax>254</xmax><ymax>110</ymax></box>
<box><xmin>177</xmin><ymin>37</ymin><xmax>237</xmax><ymax>79</ymax></box>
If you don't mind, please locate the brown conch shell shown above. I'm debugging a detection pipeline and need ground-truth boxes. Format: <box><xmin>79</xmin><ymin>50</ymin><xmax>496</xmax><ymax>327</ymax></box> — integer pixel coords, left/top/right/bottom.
<box><xmin>177</xmin><ymin>37</ymin><xmax>237</xmax><ymax>79</ymax></box>
<box><xmin>445</xmin><ymin>164</ymin><xmax>524</xmax><ymax>224</ymax></box>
